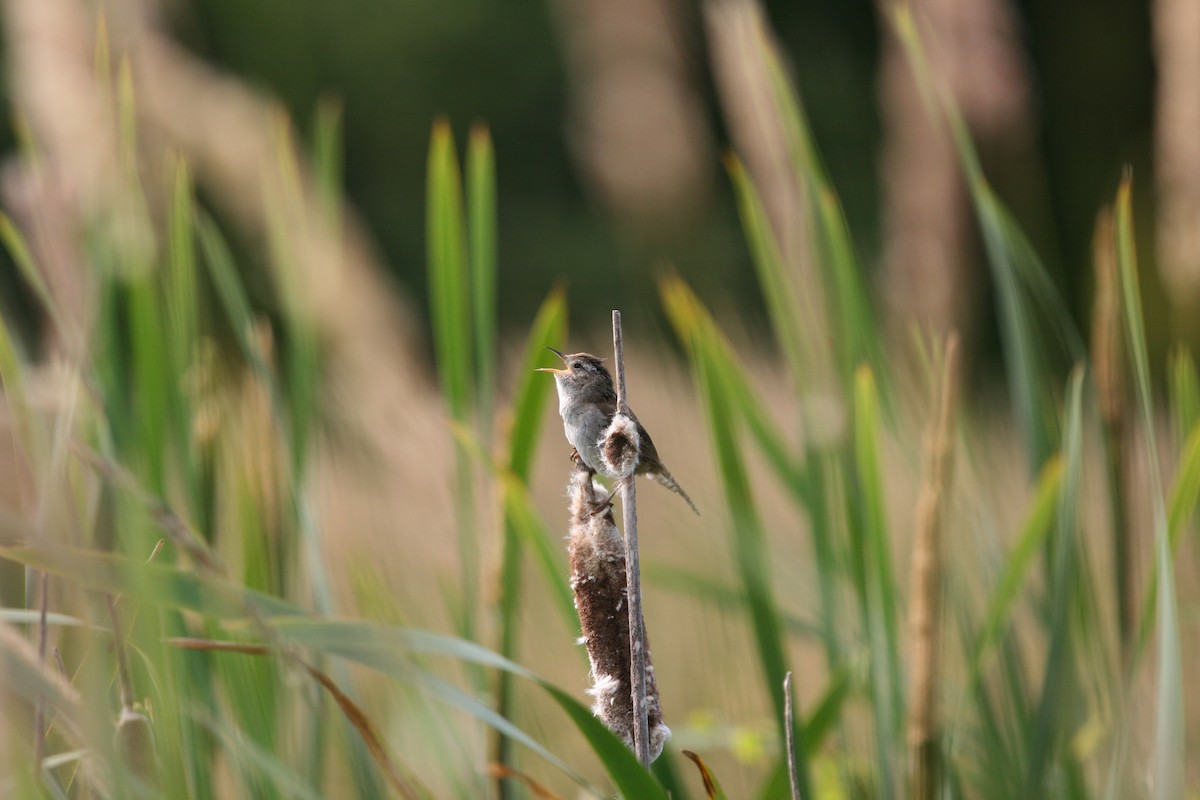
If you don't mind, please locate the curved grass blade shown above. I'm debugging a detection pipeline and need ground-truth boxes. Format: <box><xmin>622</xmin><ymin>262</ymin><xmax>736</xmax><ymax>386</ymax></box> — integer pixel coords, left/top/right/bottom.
<box><xmin>660</xmin><ymin>277</ymin><xmax>804</xmax><ymax>490</ymax></box>
<box><xmin>682</xmin><ymin>750</ymin><xmax>730</xmax><ymax>800</ymax></box>
<box><xmin>493</xmin><ymin>286</ymin><xmax>567</xmax><ymax>789</ymax></box>
<box><xmin>683</xmin><ymin>325</ymin><xmax>812</xmax><ymax>798</ymax></box>
<box><xmin>0</xmin><ymin>545</ymin><xmax>305</xmax><ymax>621</ymax></box>
<box><xmin>270</xmin><ymin>618</ymin><xmax>668</xmax><ymax>798</ymax></box>
<box><xmin>0</xmin><ymin>212</ymin><xmax>62</xmax><ymax>331</ymax></box>
<box><xmin>172</xmin><ymin>638</ymin><xmax>431</xmax><ymax>799</ymax></box>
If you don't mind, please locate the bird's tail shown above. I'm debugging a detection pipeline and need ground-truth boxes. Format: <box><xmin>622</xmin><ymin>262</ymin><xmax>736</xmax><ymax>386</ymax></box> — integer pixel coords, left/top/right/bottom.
<box><xmin>648</xmin><ymin>470</ymin><xmax>700</xmax><ymax>515</ymax></box>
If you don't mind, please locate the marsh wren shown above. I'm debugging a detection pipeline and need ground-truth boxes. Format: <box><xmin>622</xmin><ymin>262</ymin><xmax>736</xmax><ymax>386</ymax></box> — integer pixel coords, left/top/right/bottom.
<box><xmin>538</xmin><ymin>348</ymin><xmax>699</xmax><ymax>515</ymax></box>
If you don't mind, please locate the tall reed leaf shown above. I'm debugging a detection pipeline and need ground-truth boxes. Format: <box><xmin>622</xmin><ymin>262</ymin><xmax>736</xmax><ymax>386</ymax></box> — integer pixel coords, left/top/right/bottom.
<box><xmin>1024</xmin><ymin>369</ymin><xmax>1083</xmax><ymax>794</ymax></box>
<box><xmin>970</xmin><ymin>457</ymin><xmax>1064</xmax><ymax>677</ymax></box>
<box><xmin>270</xmin><ymin>619</ymin><xmax>670</xmax><ymax>798</ymax></box>
<box><xmin>670</xmin><ymin>298</ymin><xmax>812</xmax><ymax>798</ymax></box>
<box><xmin>760</xmin><ymin>44</ymin><xmax>882</xmax><ymax>386</ymax></box>
<box><xmin>495</xmin><ymin>288</ymin><xmax>566</xmax><ymax>778</ymax></box>
<box><xmin>467</xmin><ymin>124</ymin><xmax>497</xmax><ymax>436</ymax></box>
<box><xmin>1113</xmin><ymin>178</ymin><xmax>1184</xmax><ymax>798</ymax></box>
<box><xmin>852</xmin><ymin>365</ymin><xmax>901</xmax><ymax>798</ymax></box>
<box><xmin>1168</xmin><ymin>349</ymin><xmax>1200</xmax><ymax>447</ymax></box>
<box><xmin>426</xmin><ymin>120</ymin><xmax>480</xmax><ymax>644</ymax></box>
<box><xmin>724</xmin><ymin>156</ymin><xmax>813</xmax><ymax>394</ymax></box>
<box><xmin>892</xmin><ymin>6</ymin><xmax>1081</xmax><ymax>470</ymax></box>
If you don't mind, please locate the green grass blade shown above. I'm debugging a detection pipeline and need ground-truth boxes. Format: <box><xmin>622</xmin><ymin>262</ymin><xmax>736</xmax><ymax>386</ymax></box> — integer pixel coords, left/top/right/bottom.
<box><xmin>426</xmin><ymin>119</ymin><xmax>474</xmax><ymax>423</ymax></box>
<box><xmin>493</xmin><ymin>287</ymin><xmax>567</xmax><ymax>779</ymax></box>
<box><xmin>661</xmin><ymin>274</ymin><xmax>842</xmax><ymax>670</ymax></box>
<box><xmin>312</xmin><ymin>98</ymin><xmax>344</xmax><ymax>229</ymax></box>
<box><xmin>852</xmin><ymin>365</ymin><xmax>900</xmax><ymax>798</ymax></box>
<box><xmin>271</xmin><ymin>619</ymin><xmax>668</xmax><ymax>797</ymax></box>
<box><xmin>0</xmin><ymin>213</ymin><xmax>60</xmax><ymax>328</ymax></box>
<box><xmin>642</xmin><ymin>563</ymin><xmax>821</xmax><ymax>639</ymax></box>
<box><xmin>0</xmin><ymin>545</ymin><xmax>305</xmax><ymax>620</ymax></box>
<box><xmin>660</xmin><ymin>277</ymin><xmax>803</xmax><ymax>489</ymax></box>
<box><xmin>467</xmin><ymin>123</ymin><xmax>497</xmax><ymax>437</ymax></box>
<box><xmin>1023</xmin><ymin>369</ymin><xmax>1084</xmax><ymax>795</ymax></box>
<box><xmin>892</xmin><ymin>7</ymin><xmax>1081</xmax><ymax>470</ymax></box>
<box><xmin>1113</xmin><ymin>178</ymin><xmax>1184</xmax><ymax>798</ymax></box>
<box><xmin>506</xmin><ymin>288</ymin><xmax>566</xmax><ymax>479</ymax></box>
<box><xmin>191</xmin><ymin>708</ymin><xmax>324</xmax><ymax>800</ymax></box>
<box><xmin>426</xmin><ymin>120</ymin><xmax>479</xmax><ymax>647</ymax></box>
<box><xmin>1168</xmin><ymin>348</ymin><xmax>1200</xmax><ymax>447</ymax></box>
<box><xmin>801</xmin><ymin>664</ymin><xmax>853</xmax><ymax>755</ymax></box>
<box><xmin>685</xmin><ymin>323</ymin><xmax>812</xmax><ymax>798</ymax></box>
<box><xmin>970</xmin><ymin>457</ymin><xmax>1064</xmax><ymax>677</ymax></box>
<box><xmin>724</xmin><ymin>155</ymin><xmax>816</xmax><ymax>392</ymax></box>
<box><xmin>194</xmin><ymin>211</ymin><xmax>272</xmax><ymax>386</ymax></box>
<box><xmin>127</xmin><ymin>267</ymin><xmax>170</xmax><ymax>490</ymax></box>
<box><xmin>759</xmin><ymin>45</ymin><xmax>882</xmax><ymax>386</ymax></box>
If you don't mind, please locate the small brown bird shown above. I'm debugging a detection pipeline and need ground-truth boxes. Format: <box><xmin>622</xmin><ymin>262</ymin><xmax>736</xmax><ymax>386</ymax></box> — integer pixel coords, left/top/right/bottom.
<box><xmin>537</xmin><ymin>348</ymin><xmax>699</xmax><ymax>514</ymax></box>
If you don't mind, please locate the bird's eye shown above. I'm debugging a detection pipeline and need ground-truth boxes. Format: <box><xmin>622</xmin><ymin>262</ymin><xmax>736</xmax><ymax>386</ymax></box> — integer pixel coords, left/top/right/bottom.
<box><xmin>571</xmin><ymin>362</ymin><xmax>582</xmax><ymax>370</ymax></box>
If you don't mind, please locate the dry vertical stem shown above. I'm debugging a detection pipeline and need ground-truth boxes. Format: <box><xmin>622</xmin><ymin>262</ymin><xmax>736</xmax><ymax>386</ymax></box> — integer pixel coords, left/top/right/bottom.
<box><xmin>1154</xmin><ymin>0</ymin><xmax>1200</xmax><ymax>310</ymax></box>
<box><xmin>610</xmin><ymin>309</ymin><xmax>653</xmax><ymax>767</ymax></box>
<box><xmin>1090</xmin><ymin>207</ymin><xmax>1134</xmax><ymax>653</ymax></box>
<box><xmin>906</xmin><ymin>332</ymin><xmax>960</xmax><ymax>800</ymax></box>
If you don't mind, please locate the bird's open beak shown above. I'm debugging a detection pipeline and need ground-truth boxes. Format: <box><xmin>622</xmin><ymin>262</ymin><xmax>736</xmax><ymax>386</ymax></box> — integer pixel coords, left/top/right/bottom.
<box><xmin>536</xmin><ymin>347</ymin><xmax>568</xmax><ymax>374</ymax></box>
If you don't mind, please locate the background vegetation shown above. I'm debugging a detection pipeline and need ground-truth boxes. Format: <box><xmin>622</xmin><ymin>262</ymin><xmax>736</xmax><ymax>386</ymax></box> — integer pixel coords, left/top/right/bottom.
<box><xmin>0</xmin><ymin>0</ymin><xmax>1196</xmax><ymax>798</ymax></box>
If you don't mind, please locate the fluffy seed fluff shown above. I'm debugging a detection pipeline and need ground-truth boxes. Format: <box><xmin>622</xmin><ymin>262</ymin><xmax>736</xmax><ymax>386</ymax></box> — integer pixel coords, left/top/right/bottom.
<box><xmin>600</xmin><ymin>413</ymin><xmax>641</xmax><ymax>478</ymax></box>
<box><xmin>567</xmin><ymin>465</ymin><xmax>669</xmax><ymax>761</ymax></box>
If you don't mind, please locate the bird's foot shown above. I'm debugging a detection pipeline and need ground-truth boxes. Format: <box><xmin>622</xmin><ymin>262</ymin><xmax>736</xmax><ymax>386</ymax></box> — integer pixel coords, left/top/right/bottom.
<box><xmin>570</xmin><ymin>448</ymin><xmax>592</xmax><ymax>473</ymax></box>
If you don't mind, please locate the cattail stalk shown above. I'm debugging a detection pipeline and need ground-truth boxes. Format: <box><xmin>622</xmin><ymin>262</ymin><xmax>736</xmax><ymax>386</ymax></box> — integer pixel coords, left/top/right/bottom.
<box><xmin>610</xmin><ymin>309</ymin><xmax>653</xmax><ymax>766</ymax></box>
<box><xmin>1091</xmin><ymin>207</ymin><xmax>1133</xmax><ymax>652</ymax></box>
<box><xmin>906</xmin><ymin>333</ymin><xmax>960</xmax><ymax>800</ymax></box>
<box><xmin>567</xmin><ymin>465</ymin><xmax>669</xmax><ymax>763</ymax></box>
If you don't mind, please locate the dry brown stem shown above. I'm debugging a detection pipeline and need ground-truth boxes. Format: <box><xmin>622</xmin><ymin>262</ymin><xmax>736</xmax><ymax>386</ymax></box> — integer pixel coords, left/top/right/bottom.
<box><xmin>906</xmin><ymin>332</ymin><xmax>960</xmax><ymax>800</ymax></box>
<box><xmin>1154</xmin><ymin>0</ymin><xmax>1200</xmax><ymax>308</ymax></box>
<box><xmin>548</xmin><ymin>0</ymin><xmax>712</xmax><ymax>223</ymax></box>
<box><xmin>877</xmin><ymin>0</ymin><xmax>1037</xmax><ymax>336</ymax></box>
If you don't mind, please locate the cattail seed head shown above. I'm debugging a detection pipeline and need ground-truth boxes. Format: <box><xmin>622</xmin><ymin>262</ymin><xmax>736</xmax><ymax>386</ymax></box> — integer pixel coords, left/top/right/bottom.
<box><xmin>566</xmin><ymin>465</ymin><xmax>669</xmax><ymax>760</ymax></box>
<box><xmin>600</xmin><ymin>413</ymin><xmax>641</xmax><ymax>478</ymax></box>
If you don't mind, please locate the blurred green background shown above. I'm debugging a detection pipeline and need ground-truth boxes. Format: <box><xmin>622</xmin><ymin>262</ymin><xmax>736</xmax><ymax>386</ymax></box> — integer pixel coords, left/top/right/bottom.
<box><xmin>39</xmin><ymin>0</ymin><xmax>1147</xmax><ymax>340</ymax></box>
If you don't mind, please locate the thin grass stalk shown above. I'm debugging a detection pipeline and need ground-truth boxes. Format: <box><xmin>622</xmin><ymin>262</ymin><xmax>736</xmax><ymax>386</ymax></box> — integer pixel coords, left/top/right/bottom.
<box><xmin>33</xmin><ymin>572</ymin><xmax>49</xmax><ymax>767</ymax></box>
<box><xmin>611</xmin><ymin>309</ymin><xmax>651</xmax><ymax>767</ymax></box>
<box><xmin>1089</xmin><ymin>207</ymin><xmax>1134</xmax><ymax>654</ymax></box>
<box><xmin>906</xmin><ymin>333</ymin><xmax>960</xmax><ymax>800</ymax></box>
<box><xmin>784</xmin><ymin>672</ymin><xmax>802</xmax><ymax>800</ymax></box>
